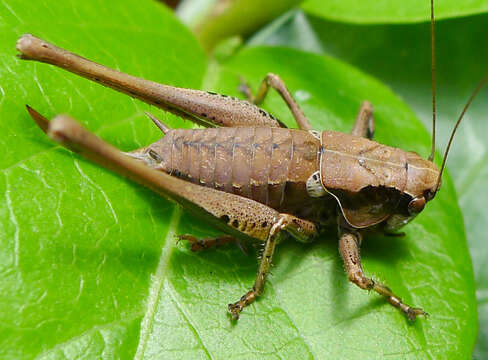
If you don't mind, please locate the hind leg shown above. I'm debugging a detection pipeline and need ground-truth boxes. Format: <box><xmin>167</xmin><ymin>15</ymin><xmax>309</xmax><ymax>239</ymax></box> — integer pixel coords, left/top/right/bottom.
<box><xmin>228</xmin><ymin>214</ymin><xmax>317</xmax><ymax>319</ymax></box>
<box><xmin>28</xmin><ymin>107</ymin><xmax>318</xmax><ymax>320</ymax></box>
<box><xmin>17</xmin><ymin>34</ymin><xmax>282</xmax><ymax>130</ymax></box>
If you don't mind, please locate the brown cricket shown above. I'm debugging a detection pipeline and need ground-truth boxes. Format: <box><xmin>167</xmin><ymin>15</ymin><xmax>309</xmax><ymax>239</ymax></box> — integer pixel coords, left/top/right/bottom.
<box><xmin>16</xmin><ymin>1</ymin><xmax>487</xmax><ymax>321</ymax></box>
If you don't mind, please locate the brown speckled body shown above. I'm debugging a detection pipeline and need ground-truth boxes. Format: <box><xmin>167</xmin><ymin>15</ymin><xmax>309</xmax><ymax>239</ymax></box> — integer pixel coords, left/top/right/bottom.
<box><xmin>19</xmin><ymin>34</ymin><xmax>440</xmax><ymax>321</ymax></box>
<box><xmin>320</xmin><ymin>131</ymin><xmax>438</xmax><ymax>198</ymax></box>
<box><xmin>141</xmin><ymin>127</ymin><xmax>336</xmax><ymax>223</ymax></box>
<box><xmin>136</xmin><ymin>127</ymin><xmax>440</xmax><ymax>229</ymax></box>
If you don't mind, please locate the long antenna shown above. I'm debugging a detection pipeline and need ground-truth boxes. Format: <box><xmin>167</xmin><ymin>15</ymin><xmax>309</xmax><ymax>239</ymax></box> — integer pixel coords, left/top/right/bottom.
<box><xmin>428</xmin><ymin>0</ymin><xmax>437</xmax><ymax>161</ymax></box>
<box><xmin>435</xmin><ymin>72</ymin><xmax>488</xmax><ymax>190</ymax></box>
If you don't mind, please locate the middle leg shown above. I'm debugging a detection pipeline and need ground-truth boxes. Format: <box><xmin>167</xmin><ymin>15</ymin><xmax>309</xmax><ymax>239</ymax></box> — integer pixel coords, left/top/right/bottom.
<box><xmin>351</xmin><ymin>101</ymin><xmax>375</xmax><ymax>139</ymax></box>
<box><xmin>178</xmin><ymin>234</ymin><xmax>248</xmax><ymax>253</ymax></box>
<box><xmin>240</xmin><ymin>73</ymin><xmax>313</xmax><ymax>130</ymax></box>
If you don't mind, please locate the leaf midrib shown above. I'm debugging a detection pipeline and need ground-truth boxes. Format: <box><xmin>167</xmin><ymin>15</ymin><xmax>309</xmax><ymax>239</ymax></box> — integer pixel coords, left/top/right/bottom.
<box><xmin>134</xmin><ymin>207</ymin><xmax>181</xmax><ymax>359</ymax></box>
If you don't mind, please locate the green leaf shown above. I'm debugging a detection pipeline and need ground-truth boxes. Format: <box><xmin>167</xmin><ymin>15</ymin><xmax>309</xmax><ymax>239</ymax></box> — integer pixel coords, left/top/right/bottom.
<box><xmin>139</xmin><ymin>47</ymin><xmax>476</xmax><ymax>358</ymax></box>
<box><xmin>0</xmin><ymin>0</ymin><xmax>206</xmax><ymax>358</ymax></box>
<box><xmin>1</xmin><ymin>2</ymin><xmax>477</xmax><ymax>360</ymax></box>
<box><xmin>249</xmin><ymin>10</ymin><xmax>486</xmax><ymax>357</ymax></box>
<box><xmin>302</xmin><ymin>0</ymin><xmax>488</xmax><ymax>24</ymax></box>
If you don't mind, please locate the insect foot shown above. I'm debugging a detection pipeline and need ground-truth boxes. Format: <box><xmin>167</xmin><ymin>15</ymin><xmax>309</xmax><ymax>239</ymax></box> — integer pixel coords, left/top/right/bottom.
<box><xmin>388</xmin><ymin>297</ymin><xmax>428</xmax><ymax>321</ymax></box>
<box><xmin>228</xmin><ymin>289</ymin><xmax>258</xmax><ymax>320</ymax></box>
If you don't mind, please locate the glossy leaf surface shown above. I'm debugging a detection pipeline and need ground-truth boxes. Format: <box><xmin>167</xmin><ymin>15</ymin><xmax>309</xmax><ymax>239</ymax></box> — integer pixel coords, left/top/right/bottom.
<box><xmin>0</xmin><ymin>0</ymin><xmax>205</xmax><ymax>358</ymax></box>
<box><xmin>0</xmin><ymin>1</ymin><xmax>476</xmax><ymax>359</ymax></box>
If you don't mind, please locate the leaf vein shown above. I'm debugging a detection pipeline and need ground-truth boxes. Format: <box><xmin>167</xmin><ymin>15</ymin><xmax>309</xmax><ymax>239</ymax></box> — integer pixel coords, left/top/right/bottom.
<box><xmin>5</xmin><ymin>172</ymin><xmax>20</xmax><ymax>268</ymax></box>
<box><xmin>33</xmin><ymin>313</ymin><xmax>143</xmax><ymax>359</ymax></box>
<box><xmin>269</xmin><ymin>280</ymin><xmax>316</xmax><ymax>359</ymax></box>
<box><xmin>74</xmin><ymin>159</ymin><xmax>119</xmax><ymax>225</ymax></box>
<box><xmin>167</xmin><ymin>280</ymin><xmax>213</xmax><ymax>360</ymax></box>
<box><xmin>135</xmin><ymin>207</ymin><xmax>181</xmax><ymax>360</ymax></box>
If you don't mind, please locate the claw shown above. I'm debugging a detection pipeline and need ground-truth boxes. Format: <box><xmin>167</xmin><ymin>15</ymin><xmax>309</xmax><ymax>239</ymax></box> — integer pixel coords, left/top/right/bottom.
<box><xmin>406</xmin><ymin>307</ymin><xmax>428</xmax><ymax>321</ymax></box>
<box><xmin>228</xmin><ymin>303</ymin><xmax>241</xmax><ymax>320</ymax></box>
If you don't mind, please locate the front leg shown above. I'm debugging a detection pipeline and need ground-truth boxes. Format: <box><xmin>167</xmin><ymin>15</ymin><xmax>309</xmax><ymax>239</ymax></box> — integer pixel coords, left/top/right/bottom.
<box><xmin>339</xmin><ymin>228</ymin><xmax>427</xmax><ymax>321</ymax></box>
<box><xmin>228</xmin><ymin>214</ymin><xmax>317</xmax><ymax>320</ymax></box>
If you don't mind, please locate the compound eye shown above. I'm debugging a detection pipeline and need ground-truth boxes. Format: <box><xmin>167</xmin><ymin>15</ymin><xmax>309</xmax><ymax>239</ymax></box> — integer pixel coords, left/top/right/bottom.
<box><xmin>408</xmin><ymin>197</ymin><xmax>426</xmax><ymax>214</ymax></box>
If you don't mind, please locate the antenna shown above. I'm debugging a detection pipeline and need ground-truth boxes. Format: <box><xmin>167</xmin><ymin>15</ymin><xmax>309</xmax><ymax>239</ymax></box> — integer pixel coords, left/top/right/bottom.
<box><xmin>435</xmin><ymin>72</ymin><xmax>488</xmax><ymax>190</ymax></box>
<box><xmin>428</xmin><ymin>0</ymin><xmax>437</xmax><ymax>161</ymax></box>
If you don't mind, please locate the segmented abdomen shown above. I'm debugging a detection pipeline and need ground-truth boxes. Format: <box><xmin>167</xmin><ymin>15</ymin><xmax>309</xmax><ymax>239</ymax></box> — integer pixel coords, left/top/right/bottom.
<box><xmin>150</xmin><ymin>127</ymin><xmax>320</xmax><ymax>210</ymax></box>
